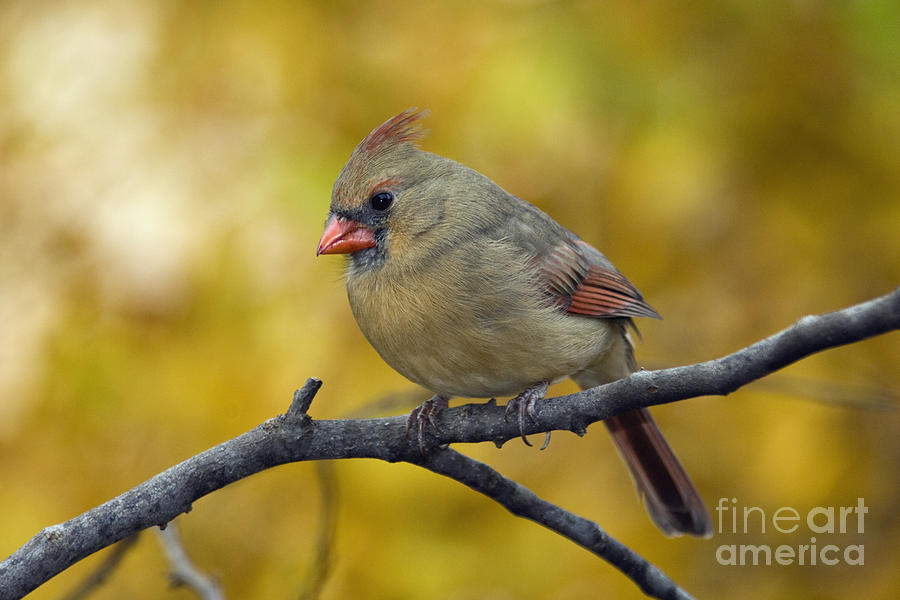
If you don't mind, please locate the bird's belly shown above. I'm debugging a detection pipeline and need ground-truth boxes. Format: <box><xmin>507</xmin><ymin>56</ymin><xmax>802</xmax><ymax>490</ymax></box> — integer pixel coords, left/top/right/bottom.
<box><xmin>350</xmin><ymin>280</ymin><xmax>612</xmax><ymax>398</ymax></box>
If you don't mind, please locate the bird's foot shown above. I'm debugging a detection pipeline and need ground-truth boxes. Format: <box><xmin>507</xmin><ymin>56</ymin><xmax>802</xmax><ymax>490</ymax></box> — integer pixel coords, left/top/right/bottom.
<box><xmin>406</xmin><ymin>395</ymin><xmax>449</xmax><ymax>453</ymax></box>
<box><xmin>504</xmin><ymin>381</ymin><xmax>550</xmax><ymax>448</ymax></box>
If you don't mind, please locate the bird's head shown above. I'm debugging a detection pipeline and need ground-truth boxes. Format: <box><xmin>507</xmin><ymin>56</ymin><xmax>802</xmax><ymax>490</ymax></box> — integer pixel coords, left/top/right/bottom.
<box><xmin>317</xmin><ymin>108</ymin><xmax>455</xmax><ymax>272</ymax></box>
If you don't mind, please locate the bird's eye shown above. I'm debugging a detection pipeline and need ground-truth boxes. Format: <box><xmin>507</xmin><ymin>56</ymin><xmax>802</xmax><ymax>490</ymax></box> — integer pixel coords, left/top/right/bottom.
<box><xmin>369</xmin><ymin>191</ymin><xmax>394</xmax><ymax>211</ymax></box>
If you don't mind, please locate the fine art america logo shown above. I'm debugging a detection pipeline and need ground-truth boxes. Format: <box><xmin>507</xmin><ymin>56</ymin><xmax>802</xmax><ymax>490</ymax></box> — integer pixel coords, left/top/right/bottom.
<box><xmin>714</xmin><ymin>498</ymin><xmax>867</xmax><ymax>566</ymax></box>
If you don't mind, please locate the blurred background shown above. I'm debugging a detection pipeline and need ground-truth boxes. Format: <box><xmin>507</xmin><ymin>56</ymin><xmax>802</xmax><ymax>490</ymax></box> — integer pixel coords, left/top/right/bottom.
<box><xmin>1</xmin><ymin>1</ymin><xmax>898</xmax><ymax>598</ymax></box>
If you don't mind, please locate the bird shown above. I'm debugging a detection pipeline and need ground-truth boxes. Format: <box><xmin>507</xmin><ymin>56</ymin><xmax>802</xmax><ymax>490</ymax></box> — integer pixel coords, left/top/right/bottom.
<box><xmin>316</xmin><ymin>108</ymin><xmax>712</xmax><ymax>537</ymax></box>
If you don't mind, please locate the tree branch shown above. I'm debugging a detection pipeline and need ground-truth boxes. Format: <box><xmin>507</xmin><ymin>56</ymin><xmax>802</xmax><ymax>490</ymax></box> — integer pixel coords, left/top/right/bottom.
<box><xmin>1</xmin><ymin>286</ymin><xmax>897</xmax><ymax>599</ymax></box>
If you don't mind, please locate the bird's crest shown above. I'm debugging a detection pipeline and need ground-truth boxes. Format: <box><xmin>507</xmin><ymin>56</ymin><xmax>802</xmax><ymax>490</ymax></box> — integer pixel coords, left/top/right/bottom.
<box><xmin>356</xmin><ymin>108</ymin><xmax>428</xmax><ymax>158</ymax></box>
<box><xmin>333</xmin><ymin>109</ymin><xmax>429</xmax><ymax>208</ymax></box>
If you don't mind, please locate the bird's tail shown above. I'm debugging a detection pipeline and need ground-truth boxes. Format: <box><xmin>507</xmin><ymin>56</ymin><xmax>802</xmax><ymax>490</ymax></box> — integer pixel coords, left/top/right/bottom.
<box><xmin>573</xmin><ymin>321</ymin><xmax>711</xmax><ymax>537</ymax></box>
<box><xmin>602</xmin><ymin>407</ymin><xmax>712</xmax><ymax>537</ymax></box>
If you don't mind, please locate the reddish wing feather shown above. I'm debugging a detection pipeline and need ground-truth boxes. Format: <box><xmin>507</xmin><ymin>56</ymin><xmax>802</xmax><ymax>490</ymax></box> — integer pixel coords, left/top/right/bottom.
<box><xmin>569</xmin><ymin>268</ymin><xmax>660</xmax><ymax>318</ymax></box>
<box><xmin>537</xmin><ymin>237</ymin><xmax>660</xmax><ymax>320</ymax></box>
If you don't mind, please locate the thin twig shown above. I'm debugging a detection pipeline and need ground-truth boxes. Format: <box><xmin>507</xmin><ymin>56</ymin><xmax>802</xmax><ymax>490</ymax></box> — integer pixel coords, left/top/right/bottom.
<box><xmin>58</xmin><ymin>534</ymin><xmax>139</xmax><ymax>600</ymax></box>
<box><xmin>155</xmin><ymin>520</ymin><xmax>223</xmax><ymax>600</ymax></box>
<box><xmin>287</xmin><ymin>379</ymin><xmax>323</xmax><ymax>420</ymax></box>
<box><xmin>297</xmin><ymin>461</ymin><xmax>339</xmax><ymax>600</ymax></box>
<box><xmin>750</xmin><ymin>373</ymin><xmax>897</xmax><ymax>410</ymax></box>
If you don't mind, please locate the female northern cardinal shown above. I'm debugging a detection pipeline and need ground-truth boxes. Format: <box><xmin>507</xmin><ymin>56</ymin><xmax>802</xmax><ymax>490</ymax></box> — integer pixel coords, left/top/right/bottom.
<box><xmin>317</xmin><ymin>109</ymin><xmax>711</xmax><ymax>537</ymax></box>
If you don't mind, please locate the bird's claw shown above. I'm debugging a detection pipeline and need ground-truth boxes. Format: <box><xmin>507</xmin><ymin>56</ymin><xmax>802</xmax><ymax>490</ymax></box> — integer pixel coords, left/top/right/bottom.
<box><xmin>504</xmin><ymin>381</ymin><xmax>550</xmax><ymax>448</ymax></box>
<box><xmin>406</xmin><ymin>395</ymin><xmax>449</xmax><ymax>453</ymax></box>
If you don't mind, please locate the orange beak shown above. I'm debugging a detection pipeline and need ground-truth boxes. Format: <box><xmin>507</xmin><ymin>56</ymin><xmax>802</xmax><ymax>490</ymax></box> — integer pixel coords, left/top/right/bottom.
<box><xmin>316</xmin><ymin>215</ymin><xmax>377</xmax><ymax>255</ymax></box>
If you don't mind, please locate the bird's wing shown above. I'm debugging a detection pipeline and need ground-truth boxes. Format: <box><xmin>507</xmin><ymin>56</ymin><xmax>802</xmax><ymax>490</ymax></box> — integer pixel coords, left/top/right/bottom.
<box><xmin>534</xmin><ymin>232</ymin><xmax>661</xmax><ymax>320</ymax></box>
